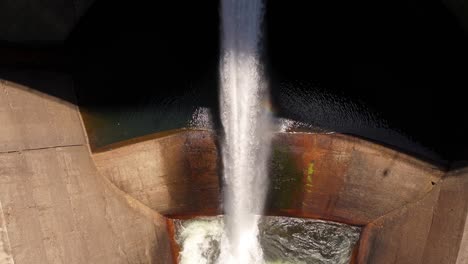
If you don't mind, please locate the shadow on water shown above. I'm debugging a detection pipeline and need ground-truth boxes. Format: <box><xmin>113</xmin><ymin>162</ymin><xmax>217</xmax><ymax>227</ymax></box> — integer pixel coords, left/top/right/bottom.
<box><xmin>0</xmin><ymin>0</ymin><xmax>468</xmax><ymax>167</ymax></box>
<box><xmin>264</xmin><ymin>0</ymin><xmax>468</xmax><ymax>166</ymax></box>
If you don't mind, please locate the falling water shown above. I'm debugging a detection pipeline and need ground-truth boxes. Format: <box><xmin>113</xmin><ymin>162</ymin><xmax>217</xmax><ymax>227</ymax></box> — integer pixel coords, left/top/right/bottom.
<box><xmin>175</xmin><ymin>216</ymin><xmax>361</xmax><ymax>264</ymax></box>
<box><xmin>219</xmin><ymin>0</ymin><xmax>271</xmax><ymax>263</ymax></box>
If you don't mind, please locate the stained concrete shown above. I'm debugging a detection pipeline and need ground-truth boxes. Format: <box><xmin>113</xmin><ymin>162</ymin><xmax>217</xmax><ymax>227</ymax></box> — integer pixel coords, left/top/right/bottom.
<box><xmin>93</xmin><ymin>131</ymin><xmax>444</xmax><ymax>224</ymax></box>
<box><xmin>268</xmin><ymin>133</ymin><xmax>444</xmax><ymax>225</ymax></box>
<box><xmin>0</xmin><ymin>76</ymin><xmax>172</xmax><ymax>264</ymax></box>
<box><xmin>93</xmin><ymin>130</ymin><xmax>468</xmax><ymax>263</ymax></box>
<box><xmin>358</xmin><ymin>167</ymin><xmax>468</xmax><ymax>264</ymax></box>
<box><xmin>1</xmin><ymin>73</ymin><xmax>468</xmax><ymax>263</ymax></box>
<box><xmin>93</xmin><ymin>131</ymin><xmax>220</xmax><ymax>216</ymax></box>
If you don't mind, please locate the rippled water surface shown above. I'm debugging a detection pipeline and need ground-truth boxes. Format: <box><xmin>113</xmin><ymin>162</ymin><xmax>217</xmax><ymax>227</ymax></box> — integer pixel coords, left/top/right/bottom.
<box><xmin>174</xmin><ymin>216</ymin><xmax>361</xmax><ymax>264</ymax></box>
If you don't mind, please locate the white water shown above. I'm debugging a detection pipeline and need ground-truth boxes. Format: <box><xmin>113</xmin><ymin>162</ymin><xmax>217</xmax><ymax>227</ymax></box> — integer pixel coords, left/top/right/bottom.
<box><xmin>177</xmin><ymin>218</ymin><xmax>224</xmax><ymax>264</ymax></box>
<box><xmin>175</xmin><ymin>217</ymin><xmax>361</xmax><ymax>264</ymax></box>
<box><xmin>219</xmin><ymin>0</ymin><xmax>271</xmax><ymax>263</ymax></box>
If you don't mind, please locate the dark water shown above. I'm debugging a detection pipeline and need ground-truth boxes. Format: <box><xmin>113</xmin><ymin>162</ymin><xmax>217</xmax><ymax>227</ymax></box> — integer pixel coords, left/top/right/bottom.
<box><xmin>174</xmin><ymin>216</ymin><xmax>361</xmax><ymax>264</ymax></box>
<box><xmin>259</xmin><ymin>217</ymin><xmax>361</xmax><ymax>264</ymax></box>
<box><xmin>64</xmin><ymin>0</ymin><xmax>468</xmax><ymax>166</ymax></box>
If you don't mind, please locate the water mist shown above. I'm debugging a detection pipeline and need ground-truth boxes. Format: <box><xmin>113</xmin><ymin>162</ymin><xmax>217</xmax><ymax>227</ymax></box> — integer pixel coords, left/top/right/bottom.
<box><xmin>218</xmin><ymin>0</ymin><xmax>272</xmax><ymax>263</ymax></box>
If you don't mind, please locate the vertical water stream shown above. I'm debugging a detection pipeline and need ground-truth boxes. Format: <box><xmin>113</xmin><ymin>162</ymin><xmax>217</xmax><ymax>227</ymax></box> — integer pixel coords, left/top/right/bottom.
<box><xmin>219</xmin><ymin>0</ymin><xmax>271</xmax><ymax>262</ymax></box>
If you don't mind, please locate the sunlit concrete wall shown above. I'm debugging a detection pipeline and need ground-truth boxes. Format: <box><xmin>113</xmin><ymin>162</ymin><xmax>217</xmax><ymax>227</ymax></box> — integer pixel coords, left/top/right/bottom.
<box><xmin>92</xmin><ymin>131</ymin><xmax>220</xmax><ymax>216</ymax></box>
<box><xmin>94</xmin><ymin>131</ymin><xmax>443</xmax><ymax>223</ymax></box>
<box><xmin>0</xmin><ymin>75</ymin><xmax>172</xmax><ymax>264</ymax></box>
<box><xmin>1</xmin><ymin>71</ymin><xmax>466</xmax><ymax>264</ymax></box>
<box><xmin>94</xmin><ymin>130</ymin><xmax>468</xmax><ymax>264</ymax></box>
<box><xmin>359</xmin><ymin>167</ymin><xmax>468</xmax><ymax>264</ymax></box>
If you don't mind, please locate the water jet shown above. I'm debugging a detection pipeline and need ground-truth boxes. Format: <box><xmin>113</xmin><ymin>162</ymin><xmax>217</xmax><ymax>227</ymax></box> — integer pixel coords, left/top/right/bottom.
<box><xmin>1</xmin><ymin>0</ymin><xmax>468</xmax><ymax>263</ymax></box>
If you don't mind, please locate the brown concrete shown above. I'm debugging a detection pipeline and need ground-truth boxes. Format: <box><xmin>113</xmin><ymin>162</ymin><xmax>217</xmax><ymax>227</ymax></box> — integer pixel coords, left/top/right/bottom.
<box><xmin>358</xmin><ymin>167</ymin><xmax>468</xmax><ymax>264</ymax></box>
<box><xmin>93</xmin><ymin>130</ymin><xmax>443</xmax><ymax>225</ymax></box>
<box><xmin>268</xmin><ymin>133</ymin><xmax>443</xmax><ymax>225</ymax></box>
<box><xmin>0</xmin><ymin>77</ymin><xmax>172</xmax><ymax>264</ymax></box>
<box><xmin>1</xmin><ymin>74</ymin><xmax>467</xmax><ymax>263</ymax></box>
<box><xmin>0</xmin><ymin>79</ymin><xmax>84</xmax><ymax>152</ymax></box>
<box><xmin>93</xmin><ymin>131</ymin><xmax>220</xmax><ymax>216</ymax></box>
<box><xmin>91</xmin><ymin>130</ymin><xmax>468</xmax><ymax>264</ymax></box>
<box><xmin>357</xmin><ymin>185</ymin><xmax>441</xmax><ymax>263</ymax></box>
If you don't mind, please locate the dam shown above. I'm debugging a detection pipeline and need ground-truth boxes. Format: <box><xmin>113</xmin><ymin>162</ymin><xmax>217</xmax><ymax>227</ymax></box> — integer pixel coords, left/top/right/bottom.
<box><xmin>0</xmin><ymin>76</ymin><xmax>467</xmax><ymax>263</ymax></box>
<box><xmin>1</xmin><ymin>0</ymin><xmax>468</xmax><ymax>263</ymax></box>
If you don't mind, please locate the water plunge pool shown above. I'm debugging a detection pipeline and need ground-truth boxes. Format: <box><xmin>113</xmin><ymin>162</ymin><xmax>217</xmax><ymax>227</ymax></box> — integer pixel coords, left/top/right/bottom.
<box><xmin>170</xmin><ymin>216</ymin><xmax>361</xmax><ymax>264</ymax></box>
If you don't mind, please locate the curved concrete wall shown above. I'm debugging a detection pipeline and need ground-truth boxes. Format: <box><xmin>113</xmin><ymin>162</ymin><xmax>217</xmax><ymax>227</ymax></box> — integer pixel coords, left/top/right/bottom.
<box><xmin>92</xmin><ymin>130</ymin><xmax>468</xmax><ymax>264</ymax></box>
<box><xmin>359</xmin><ymin>167</ymin><xmax>468</xmax><ymax>264</ymax></box>
<box><xmin>92</xmin><ymin>131</ymin><xmax>220</xmax><ymax>216</ymax></box>
<box><xmin>268</xmin><ymin>133</ymin><xmax>443</xmax><ymax>225</ymax></box>
<box><xmin>1</xmin><ymin>73</ymin><xmax>467</xmax><ymax>264</ymax></box>
<box><xmin>93</xmin><ymin>130</ymin><xmax>443</xmax><ymax>224</ymax></box>
<box><xmin>0</xmin><ymin>76</ymin><xmax>172</xmax><ymax>264</ymax></box>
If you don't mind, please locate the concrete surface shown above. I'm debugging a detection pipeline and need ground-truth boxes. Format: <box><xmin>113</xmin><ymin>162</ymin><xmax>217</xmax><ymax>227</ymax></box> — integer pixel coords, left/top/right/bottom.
<box><xmin>1</xmin><ymin>72</ymin><xmax>467</xmax><ymax>263</ymax></box>
<box><xmin>268</xmin><ymin>133</ymin><xmax>444</xmax><ymax>225</ymax></box>
<box><xmin>358</xmin><ymin>167</ymin><xmax>468</xmax><ymax>264</ymax></box>
<box><xmin>93</xmin><ymin>131</ymin><xmax>220</xmax><ymax>216</ymax></box>
<box><xmin>0</xmin><ymin>76</ymin><xmax>172</xmax><ymax>264</ymax></box>
<box><xmin>94</xmin><ymin>131</ymin><xmax>444</xmax><ymax>225</ymax></box>
<box><xmin>93</xmin><ymin>130</ymin><xmax>468</xmax><ymax>263</ymax></box>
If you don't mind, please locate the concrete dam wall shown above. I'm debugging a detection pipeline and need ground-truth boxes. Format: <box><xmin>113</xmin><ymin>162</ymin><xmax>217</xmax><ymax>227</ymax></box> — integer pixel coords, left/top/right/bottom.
<box><xmin>1</xmin><ymin>74</ymin><xmax>467</xmax><ymax>263</ymax></box>
<box><xmin>0</xmin><ymin>75</ymin><xmax>172</xmax><ymax>264</ymax></box>
<box><xmin>93</xmin><ymin>130</ymin><xmax>467</xmax><ymax>263</ymax></box>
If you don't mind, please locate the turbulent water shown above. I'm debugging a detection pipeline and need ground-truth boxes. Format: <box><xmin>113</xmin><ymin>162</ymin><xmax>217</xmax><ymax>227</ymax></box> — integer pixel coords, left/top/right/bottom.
<box><xmin>219</xmin><ymin>0</ymin><xmax>271</xmax><ymax>262</ymax></box>
<box><xmin>175</xmin><ymin>216</ymin><xmax>361</xmax><ymax>264</ymax></box>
